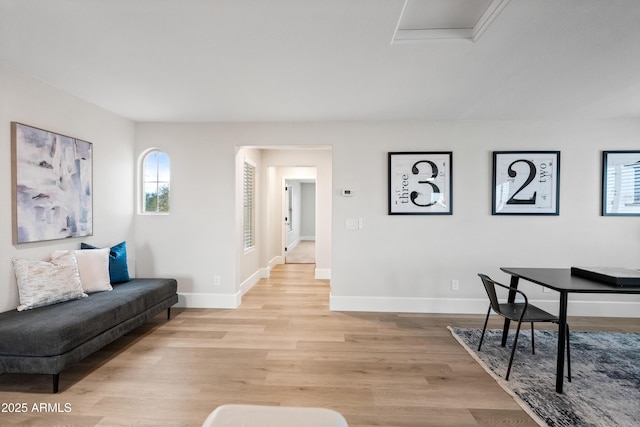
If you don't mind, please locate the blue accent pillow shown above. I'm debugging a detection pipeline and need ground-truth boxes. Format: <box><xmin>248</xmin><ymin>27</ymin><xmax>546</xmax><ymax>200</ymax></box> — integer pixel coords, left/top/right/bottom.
<box><xmin>81</xmin><ymin>241</ymin><xmax>130</xmax><ymax>284</ymax></box>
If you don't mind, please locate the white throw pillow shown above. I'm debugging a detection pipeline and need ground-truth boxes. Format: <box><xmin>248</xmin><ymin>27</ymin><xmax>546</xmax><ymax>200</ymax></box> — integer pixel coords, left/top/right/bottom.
<box><xmin>12</xmin><ymin>252</ymin><xmax>87</xmax><ymax>311</ymax></box>
<box><xmin>51</xmin><ymin>249</ymin><xmax>112</xmax><ymax>293</ymax></box>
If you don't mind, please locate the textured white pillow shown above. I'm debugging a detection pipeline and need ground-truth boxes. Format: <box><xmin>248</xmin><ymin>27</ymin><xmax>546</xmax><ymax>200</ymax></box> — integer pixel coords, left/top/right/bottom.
<box><xmin>51</xmin><ymin>249</ymin><xmax>112</xmax><ymax>293</ymax></box>
<box><xmin>12</xmin><ymin>252</ymin><xmax>87</xmax><ymax>311</ymax></box>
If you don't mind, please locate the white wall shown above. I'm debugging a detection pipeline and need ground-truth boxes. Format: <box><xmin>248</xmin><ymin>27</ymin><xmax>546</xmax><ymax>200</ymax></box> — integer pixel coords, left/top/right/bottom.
<box><xmin>329</xmin><ymin>120</ymin><xmax>640</xmax><ymax>317</ymax></box>
<box><xmin>0</xmin><ymin>64</ymin><xmax>136</xmax><ymax>312</ymax></box>
<box><xmin>135</xmin><ymin>120</ymin><xmax>640</xmax><ymax>317</ymax></box>
<box><xmin>134</xmin><ymin>124</ymin><xmax>332</xmax><ymax>307</ymax></box>
<box><xmin>300</xmin><ymin>182</ymin><xmax>316</xmax><ymax>239</ymax></box>
<box><xmin>134</xmin><ymin>124</ymin><xmax>239</xmax><ymax>308</ymax></box>
<box><xmin>3</xmin><ymin>67</ymin><xmax>638</xmax><ymax>318</ymax></box>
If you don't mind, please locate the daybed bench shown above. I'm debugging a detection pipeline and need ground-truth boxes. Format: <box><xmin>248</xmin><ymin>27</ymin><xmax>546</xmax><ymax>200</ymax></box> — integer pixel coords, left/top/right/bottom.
<box><xmin>0</xmin><ymin>278</ymin><xmax>178</xmax><ymax>393</ymax></box>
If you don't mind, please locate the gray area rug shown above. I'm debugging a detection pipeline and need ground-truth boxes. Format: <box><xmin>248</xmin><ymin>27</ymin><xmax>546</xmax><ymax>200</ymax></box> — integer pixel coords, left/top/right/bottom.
<box><xmin>449</xmin><ymin>327</ymin><xmax>640</xmax><ymax>427</ymax></box>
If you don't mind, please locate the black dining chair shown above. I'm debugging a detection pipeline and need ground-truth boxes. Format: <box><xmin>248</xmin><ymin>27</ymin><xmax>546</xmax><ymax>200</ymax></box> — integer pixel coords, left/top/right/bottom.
<box><xmin>477</xmin><ymin>273</ymin><xmax>571</xmax><ymax>381</ymax></box>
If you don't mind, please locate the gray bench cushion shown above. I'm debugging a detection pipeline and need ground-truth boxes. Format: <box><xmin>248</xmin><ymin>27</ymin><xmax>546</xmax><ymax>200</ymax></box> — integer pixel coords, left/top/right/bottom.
<box><xmin>0</xmin><ymin>278</ymin><xmax>177</xmax><ymax>357</ymax></box>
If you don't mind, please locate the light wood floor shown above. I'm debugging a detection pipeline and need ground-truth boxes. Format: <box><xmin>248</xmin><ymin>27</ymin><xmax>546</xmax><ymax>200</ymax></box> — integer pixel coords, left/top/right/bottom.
<box><xmin>1</xmin><ymin>264</ymin><xmax>639</xmax><ymax>426</ymax></box>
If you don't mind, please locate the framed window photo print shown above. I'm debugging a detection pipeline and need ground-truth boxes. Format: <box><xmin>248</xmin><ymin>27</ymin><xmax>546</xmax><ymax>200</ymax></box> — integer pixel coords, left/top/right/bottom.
<box><xmin>602</xmin><ymin>150</ymin><xmax>640</xmax><ymax>216</ymax></box>
<box><xmin>492</xmin><ymin>151</ymin><xmax>560</xmax><ymax>215</ymax></box>
<box><xmin>388</xmin><ymin>151</ymin><xmax>452</xmax><ymax>215</ymax></box>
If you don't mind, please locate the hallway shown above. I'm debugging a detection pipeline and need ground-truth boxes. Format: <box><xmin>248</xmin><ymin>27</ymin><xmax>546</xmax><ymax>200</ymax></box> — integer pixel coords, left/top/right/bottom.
<box><xmin>285</xmin><ymin>241</ymin><xmax>316</xmax><ymax>264</ymax></box>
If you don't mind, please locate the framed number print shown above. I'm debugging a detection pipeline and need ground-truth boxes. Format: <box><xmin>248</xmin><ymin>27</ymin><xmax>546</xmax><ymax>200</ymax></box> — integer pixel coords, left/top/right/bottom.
<box><xmin>388</xmin><ymin>152</ymin><xmax>452</xmax><ymax>215</ymax></box>
<box><xmin>602</xmin><ymin>150</ymin><xmax>640</xmax><ymax>216</ymax></box>
<box><xmin>492</xmin><ymin>151</ymin><xmax>560</xmax><ymax>215</ymax></box>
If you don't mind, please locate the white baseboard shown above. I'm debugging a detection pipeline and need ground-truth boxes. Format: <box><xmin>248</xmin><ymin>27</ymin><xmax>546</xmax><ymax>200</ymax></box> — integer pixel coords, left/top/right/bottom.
<box><xmin>286</xmin><ymin>239</ymin><xmax>300</xmax><ymax>251</ymax></box>
<box><xmin>238</xmin><ymin>268</ymin><xmax>269</xmax><ymax>297</ymax></box>
<box><xmin>329</xmin><ymin>295</ymin><xmax>640</xmax><ymax>318</ymax></box>
<box><xmin>176</xmin><ymin>292</ymin><xmax>640</xmax><ymax>317</ymax></box>
<box><xmin>329</xmin><ymin>295</ymin><xmax>482</xmax><ymax>313</ymax></box>
<box><xmin>315</xmin><ymin>268</ymin><xmax>331</xmax><ymax>280</ymax></box>
<box><xmin>176</xmin><ymin>292</ymin><xmax>240</xmax><ymax>309</ymax></box>
<box><xmin>175</xmin><ymin>267</ymin><xmax>270</xmax><ymax>309</ymax></box>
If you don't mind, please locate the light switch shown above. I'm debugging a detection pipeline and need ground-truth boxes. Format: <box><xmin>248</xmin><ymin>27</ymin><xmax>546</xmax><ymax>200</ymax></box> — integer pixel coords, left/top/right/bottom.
<box><xmin>345</xmin><ymin>219</ymin><xmax>359</xmax><ymax>230</ymax></box>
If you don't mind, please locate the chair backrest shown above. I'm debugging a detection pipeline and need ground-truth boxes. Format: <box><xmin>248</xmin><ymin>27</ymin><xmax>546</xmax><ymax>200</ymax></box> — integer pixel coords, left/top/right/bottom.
<box><xmin>478</xmin><ymin>273</ymin><xmax>528</xmax><ymax>318</ymax></box>
<box><xmin>478</xmin><ymin>274</ymin><xmax>502</xmax><ymax>313</ymax></box>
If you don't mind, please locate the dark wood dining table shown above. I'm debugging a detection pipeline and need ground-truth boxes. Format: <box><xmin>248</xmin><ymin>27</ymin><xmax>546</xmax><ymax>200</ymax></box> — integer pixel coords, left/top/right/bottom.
<box><xmin>499</xmin><ymin>267</ymin><xmax>640</xmax><ymax>393</ymax></box>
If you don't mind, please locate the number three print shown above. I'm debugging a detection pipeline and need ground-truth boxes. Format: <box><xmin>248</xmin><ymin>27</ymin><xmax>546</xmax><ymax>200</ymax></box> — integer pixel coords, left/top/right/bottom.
<box><xmin>410</xmin><ymin>160</ymin><xmax>440</xmax><ymax>207</ymax></box>
<box><xmin>388</xmin><ymin>152</ymin><xmax>452</xmax><ymax>215</ymax></box>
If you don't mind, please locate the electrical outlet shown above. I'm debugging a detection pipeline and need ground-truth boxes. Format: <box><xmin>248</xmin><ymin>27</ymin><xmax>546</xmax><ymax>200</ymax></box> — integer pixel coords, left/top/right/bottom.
<box><xmin>451</xmin><ymin>280</ymin><xmax>460</xmax><ymax>291</ymax></box>
<box><xmin>213</xmin><ymin>276</ymin><xmax>221</xmax><ymax>287</ymax></box>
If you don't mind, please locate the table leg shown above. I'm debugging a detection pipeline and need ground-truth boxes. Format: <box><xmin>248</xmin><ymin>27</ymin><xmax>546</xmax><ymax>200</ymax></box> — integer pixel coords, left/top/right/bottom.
<box><xmin>556</xmin><ymin>291</ymin><xmax>568</xmax><ymax>393</ymax></box>
<box><xmin>501</xmin><ymin>275</ymin><xmax>520</xmax><ymax>347</ymax></box>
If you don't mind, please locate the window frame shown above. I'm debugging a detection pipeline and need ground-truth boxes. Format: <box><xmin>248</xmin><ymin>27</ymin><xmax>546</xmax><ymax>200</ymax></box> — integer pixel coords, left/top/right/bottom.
<box><xmin>141</xmin><ymin>149</ymin><xmax>171</xmax><ymax>215</ymax></box>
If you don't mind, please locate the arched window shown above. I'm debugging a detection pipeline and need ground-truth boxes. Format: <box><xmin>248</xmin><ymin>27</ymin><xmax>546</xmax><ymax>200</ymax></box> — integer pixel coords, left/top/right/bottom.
<box><xmin>142</xmin><ymin>150</ymin><xmax>170</xmax><ymax>213</ymax></box>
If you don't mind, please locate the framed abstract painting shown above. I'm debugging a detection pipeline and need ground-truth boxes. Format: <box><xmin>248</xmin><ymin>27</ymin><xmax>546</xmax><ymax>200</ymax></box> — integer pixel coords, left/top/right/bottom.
<box><xmin>11</xmin><ymin>122</ymin><xmax>93</xmax><ymax>244</ymax></box>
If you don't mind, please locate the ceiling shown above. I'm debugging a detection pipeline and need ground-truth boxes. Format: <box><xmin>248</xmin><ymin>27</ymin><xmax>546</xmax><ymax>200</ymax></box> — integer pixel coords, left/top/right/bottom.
<box><xmin>1</xmin><ymin>0</ymin><xmax>639</xmax><ymax>123</ymax></box>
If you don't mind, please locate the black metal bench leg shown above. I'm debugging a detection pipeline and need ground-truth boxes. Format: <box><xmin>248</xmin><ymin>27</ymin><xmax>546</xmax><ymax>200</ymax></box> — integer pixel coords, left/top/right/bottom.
<box><xmin>53</xmin><ymin>374</ymin><xmax>59</xmax><ymax>393</ymax></box>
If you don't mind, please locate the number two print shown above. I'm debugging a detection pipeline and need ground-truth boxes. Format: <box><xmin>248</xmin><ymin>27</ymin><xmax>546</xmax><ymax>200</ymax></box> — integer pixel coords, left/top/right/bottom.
<box><xmin>492</xmin><ymin>151</ymin><xmax>560</xmax><ymax>215</ymax></box>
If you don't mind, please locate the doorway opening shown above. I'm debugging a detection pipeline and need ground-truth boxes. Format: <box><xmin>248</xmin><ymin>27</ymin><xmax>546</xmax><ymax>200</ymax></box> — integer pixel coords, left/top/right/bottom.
<box><xmin>235</xmin><ymin>146</ymin><xmax>330</xmax><ymax>299</ymax></box>
<box><xmin>284</xmin><ymin>178</ymin><xmax>316</xmax><ymax>264</ymax></box>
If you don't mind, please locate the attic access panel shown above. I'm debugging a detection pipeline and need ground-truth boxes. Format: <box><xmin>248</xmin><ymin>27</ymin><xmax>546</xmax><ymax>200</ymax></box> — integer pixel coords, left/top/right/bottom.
<box><xmin>393</xmin><ymin>0</ymin><xmax>511</xmax><ymax>43</ymax></box>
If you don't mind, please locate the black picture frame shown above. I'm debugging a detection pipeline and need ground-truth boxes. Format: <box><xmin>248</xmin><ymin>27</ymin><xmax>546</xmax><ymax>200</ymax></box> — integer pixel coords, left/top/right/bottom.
<box><xmin>492</xmin><ymin>151</ymin><xmax>560</xmax><ymax>215</ymax></box>
<box><xmin>602</xmin><ymin>150</ymin><xmax>640</xmax><ymax>216</ymax></box>
<box><xmin>388</xmin><ymin>151</ymin><xmax>452</xmax><ymax>215</ymax></box>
